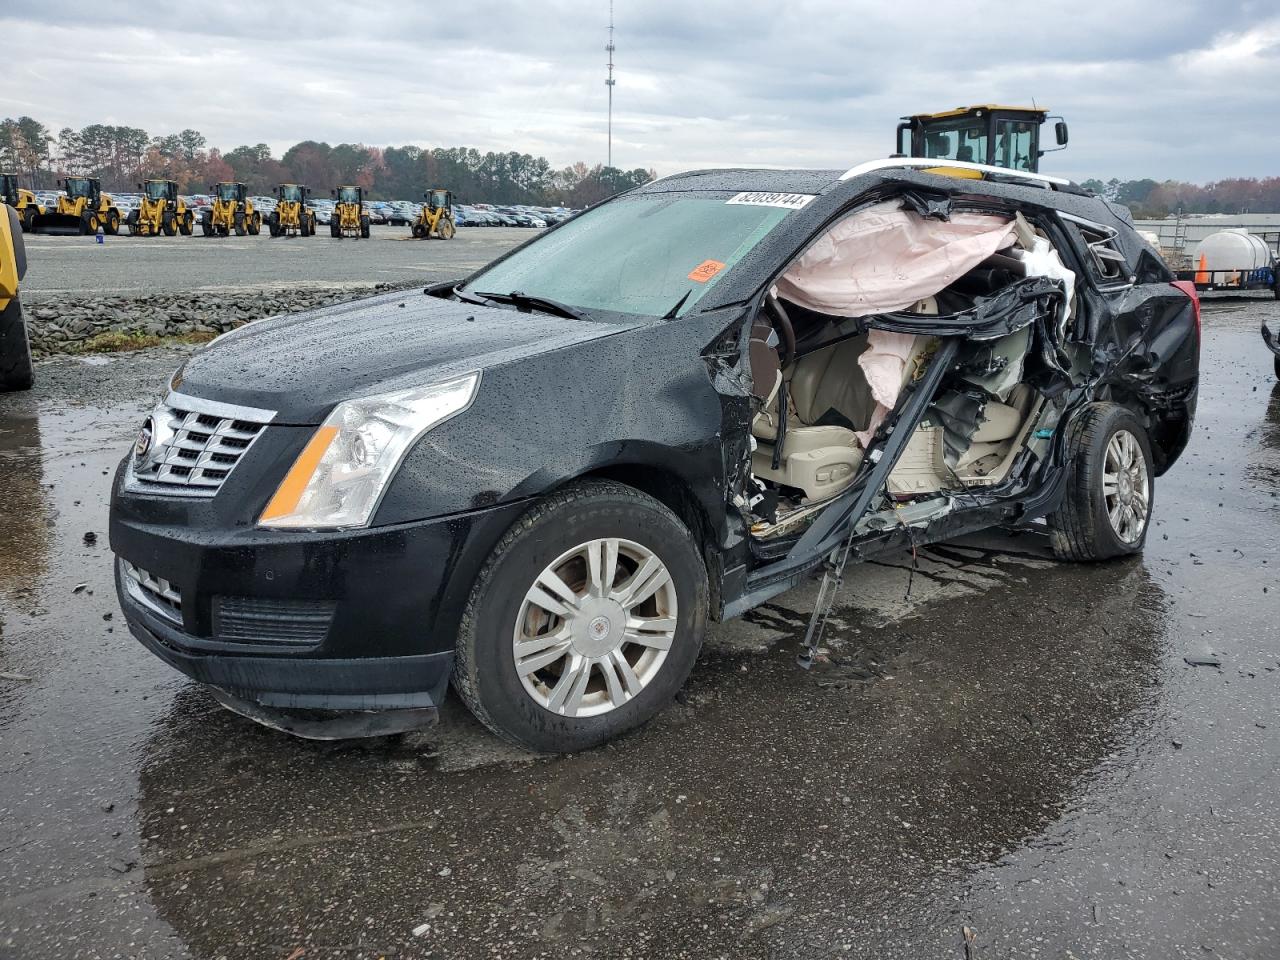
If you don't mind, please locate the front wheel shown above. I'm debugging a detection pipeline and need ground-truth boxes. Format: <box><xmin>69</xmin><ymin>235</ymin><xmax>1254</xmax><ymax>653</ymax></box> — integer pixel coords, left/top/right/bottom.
<box><xmin>20</xmin><ymin>207</ymin><xmax>36</xmax><ymax>233</ymax></box>
<box><xmin>453</xmin><ymin>480</ymin><xmax>708</xmax><ymax>753</ymax></box>
<box><xmin>437</xmin><ymin>217</ymin><xmax>455</xmax><ymax>239</ymax></box>
<box><xmin>1050</xmin><ymin>403</ymin><xmax>1154</xmax><ymax>561</ymax></box>
<box><xmin>360</xmin><ymin>216</ymin><xmax>370</xmax><ymax>239</ymax></box>
<box><xmin>0</xmin><ymin>294</ymin><xmax>34</xmax><ymax>392</ymax></box>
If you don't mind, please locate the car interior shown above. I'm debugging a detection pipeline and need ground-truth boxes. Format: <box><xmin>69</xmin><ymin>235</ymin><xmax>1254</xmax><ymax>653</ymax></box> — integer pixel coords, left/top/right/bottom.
<box><xmin>744</xmin><ymin>198</ymin><xmax>1080</xmax><ymax>541</ymax></box>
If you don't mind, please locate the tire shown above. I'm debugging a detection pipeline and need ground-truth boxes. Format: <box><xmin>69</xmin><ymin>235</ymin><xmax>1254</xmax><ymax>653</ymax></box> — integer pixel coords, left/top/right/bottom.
<box><xmin>360</xmin><ymin>216</ymin><xmax>370</xmax><ymax>239</ymax></box>
<box><xmin>330</xmin><ymin>220</ymin><xmax>341</xmax><ymax>238</ymax></box>
<box><xmin>162</xmin><ymin>212</ymin><xmax>177</xmax><ymax>237</ymax></box>
<box><xmin>438</xmin><ymin>217</ymin><xmax>455</xmax><ymax>239</ymax></box>
<box><xmin>453</xmin><ymin>480</ymin><xmax>709</xmax><ymax>753</ymax></box>
<box><xmin>126</xmin><ymin>209</ymin><xmax>140</xmax><ymax>234</ymax></box>
<box><xmin>180</xmin><ymin>212</ymin><xmax>193</xmax><ymax>236</ymax></box>
<box><xmin>411</xmin><ymin>222</ymin><xmax>427</xmax><ymax>239</ymax></box>
<box><xmin>105</xmin><ymin>210</ymin><xmax>120</xmax><ymax>235</ymax></box>
<box><xmin>234</xmin><ymin>211</ymin><xmax>246</xmax><ymax>236</ymax></box>
<box><xmin>0</xmin><ymin>294</ymin><xmax>34</xmax><ymax>392</ymax></box>
<box><xmin>200</xmin><ymin>212</ymin><xmax>212</xmax><ymax>237</ymax></box>
<box><xmin>268</xmin><ymin>212</ymin><xmax>280</xmax><ymax>238</ymax></box>
<box><xmin>1049</xmin><ymin>403</ymin><xmax>1154</xmax><ymax>561</ymax></box>
<box><xmin>20</xmin><ymin>207</ymin><xmax>35</xmax><ymax>233</ymax></box>
<box><xmin>81</xmin><ymin>212</ymin><xmax>97</xmax><ymax>235</ymax></box>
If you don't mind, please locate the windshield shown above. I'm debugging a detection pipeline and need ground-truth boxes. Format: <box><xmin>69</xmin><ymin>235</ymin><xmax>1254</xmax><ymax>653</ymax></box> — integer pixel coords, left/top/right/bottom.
<box><xmin>280</xmin><ymin>185</ymin><xmax>303</xmax><ymax>202</ymax></box>
<box><xmin>216</xmin><ymin>183</ymin><xmax>239</xmax><ymax>201</ymax></box>
<box><xmin>461</xmin><ymin>194</ymin><xmax>791</xmax><ymax>318</ymax></box>
<box><xmin>65</xmin><ymin>177</ymin><xmax>93</xmax><ymax>198</ymax></box>
<box><xmin>338</xmin><ymin>186</ymin><xmax>360</xmax><ymax>204</ymax></box>
<box><xmin>429</xmin><ymin>190</ymin><xmax>449</xmax><ymax>208</ymax></box>
<box><xmin>145</xmin><ymin>181</ymin><xmax>170</xmax><ymax>201</ymax></box>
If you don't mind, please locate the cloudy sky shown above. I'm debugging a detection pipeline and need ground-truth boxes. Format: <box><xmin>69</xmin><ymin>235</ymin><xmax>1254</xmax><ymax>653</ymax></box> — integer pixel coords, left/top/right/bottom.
<box><xmin>4</xmin><ymin>0</ymin><xmax>1278</xmax><ymax>183</ymax></box>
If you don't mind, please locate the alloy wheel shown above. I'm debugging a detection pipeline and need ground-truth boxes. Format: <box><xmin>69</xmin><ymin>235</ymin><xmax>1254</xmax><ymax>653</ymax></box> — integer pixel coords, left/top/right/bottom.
<box><xmin>512</xmin><ymin>538</ymin><xmax>678</xmax><ymax>718</ymax></box>
<box><xmin>1103</xmin><ymin>428</ymin><xmax>1149</xmax><ymax>543</ymax></box>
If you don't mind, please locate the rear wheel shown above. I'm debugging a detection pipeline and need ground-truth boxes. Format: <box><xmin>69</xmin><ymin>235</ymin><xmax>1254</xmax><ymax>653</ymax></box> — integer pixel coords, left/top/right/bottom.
<box><xmin>1050</xmin><ymin>403</ymin><xmax>1154</xmax><ymax>561</ymax></box>
<box><xmin>437</xmin><ymin>217</ymin><xmax>456</xmax><ymax>239</ymax></box>
<box><xmin>330</xmin><ymin>219</ymin><xmax>341</xmax><ymax>238</ymax></box>
<box><xmin>411</xmin><ymin>221</ymin><xmax>427</xmax><ymax>239</ymax></box>
<box><xmin>126</xmin><ymin>209</ymin><xmax>140</xmax><ymax>234</ymax></box>
<box><xmin>453</xmin><ymin>480</ymin><xmax>708</xmax><ymax>753</ymax></box>
<box><xmin>200</xmin><ymin>213</ymin><xmax>212</xmax><ymax>237</ymax></box>
<box><xmin>234</xmin><ymin>210</ymin><xmax>246</xmax><ymax>236</ymax></box>
<box><xmin>268</xmin><ymin>212</ymin><xmax>280</xmax><ymax>238</ymax></box>
<box><xmin>0</xmin><ymin>295</ymin><xmax>34</xmax><ymax>392</ymax></box>
<box><xmin>180</xmin><ymin>211</ymin><xmax>193</xmax><ymax>235</ymax></box>
<box><xmin>105</xmin><ymin>210</ymin><xmax>120</xmax><ymax>235</ymax></box>
<box><xmin>162</xmin><ymin>212</ymin><xmax>177</xmax><ymax>236</ymax></box>
<box><xmin>360</xmin><ymin>216</ymin><xmax>370</xmax><ymax>239</ymax></box>
<box><xmin>20</xmin><ymin>207</ymin><xmax>35</xmax><ymax>233</ymax></box>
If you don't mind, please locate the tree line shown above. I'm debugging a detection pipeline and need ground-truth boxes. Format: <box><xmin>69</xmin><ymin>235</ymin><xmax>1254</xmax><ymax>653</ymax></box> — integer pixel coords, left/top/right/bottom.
<box><xmin>0</xmin><ymin>116</ymin><xmax>655</xmax><ymax>207</ymax></box>
<box><xmin>1077</xmin><ymin>177</ymin><xmax>1280</xmax><ymax>218</ymax></box>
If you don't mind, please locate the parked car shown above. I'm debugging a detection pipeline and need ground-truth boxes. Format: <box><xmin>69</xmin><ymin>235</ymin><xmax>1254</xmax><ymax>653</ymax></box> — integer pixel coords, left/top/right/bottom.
<box><xmin>110</xmin><ymin>159</ymin><xmax>1199</xmax><ymax>753</ymax></box>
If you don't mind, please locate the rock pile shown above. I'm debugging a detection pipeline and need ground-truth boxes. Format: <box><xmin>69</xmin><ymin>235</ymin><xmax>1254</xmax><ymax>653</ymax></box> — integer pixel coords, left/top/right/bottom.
<box><xmin>25</xmin><ymin>282</ymin><xmax>422</xmax><ymax>357</ymax></box>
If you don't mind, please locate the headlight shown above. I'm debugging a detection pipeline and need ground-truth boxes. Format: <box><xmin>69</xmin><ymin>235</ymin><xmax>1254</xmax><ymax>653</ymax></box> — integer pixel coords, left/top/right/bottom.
<box><xmin>259</xmin><ymin>373</ymin><xmax>480</xmax><ymax>529</ymax></box>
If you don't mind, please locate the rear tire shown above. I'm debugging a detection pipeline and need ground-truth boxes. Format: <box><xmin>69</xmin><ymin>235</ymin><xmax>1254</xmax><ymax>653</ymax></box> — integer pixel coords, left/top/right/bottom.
<box><xmin>411</xmin><ymin>222</ymin><xmax>427</xmax><ymax>239</ymax></box>
<box><xmin>234</xmin><ymin>211</ymin><xmax>246</xmax><ymax>236</ymax></box>
<box><xmin>20</xmin><ymin>207</ymin><xmax>35</xmax><ymax>233</ymax></box>
<box><xmin>1049</xmin><ymin>403</ymin><xmax>1154</xmax><ymax>561</ymax></box>
<box><xmin>330</xmin><ymin>220</ymin><xmax>341</xmax><ymax>238</ymax></box>
<box><xmin>438</xmin><ymin>217</ymin><xmax>455</xmax><ymax>239</ymax></box>
<box><xmin>180</xmin><ymin>212</ymin><xmax>193</xmax><ymax>235</ymax></box>
<box><xmin>105</xmin><ymin>210</ymin><xmax>120</xmax><ymax>235</ymax></box>
<box><xmin>162</xmin><ymin>212</ymin><xmax>177</xmax><ymax>237</ymax></box>
<box><xmin>453</xmin><ymin>480</ymin><xmax>708</xmax><ymax>753</ymax></box>
<box><xmin>0</xmin><ymin>295</ymin><xmax>34</xmax><ymax>392</ymax></box>
<box><xmin>360</xmin><ymin>216</ymin><xmax>370</xmax><ymax>239</ymax></box>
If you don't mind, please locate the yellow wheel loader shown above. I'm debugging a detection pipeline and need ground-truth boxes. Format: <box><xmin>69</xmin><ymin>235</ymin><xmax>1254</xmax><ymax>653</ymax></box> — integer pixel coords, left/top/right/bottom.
<box><xmin>411</xmin><ymin>188</ymin><xmax>455</xmax><ymax>239</ymax></box>
<box><xmin>200</xmin><ymin>182</ymin><xmax>261</xmax><ymax>237</ymax></box>
<box><xmin>268</xmin><ymin>183</ymin><xmax>316</xmax><ymax>237</ymax></box>
<box><xmin>33</xmin><ymin>177</ymin><xmax>122</xmax><ymax>235</ymax></box>
<box><xmin>1</xmin><ymin>173</ymin><xmax>44</xmax><ymax>234</ymax></box>
<box><xmin>330</xmin><ymin>185</ymin><xmax>371</xmax><ymax>239</ymax></box>
<box><xmin>127</xmin><ymin>179</ymin><xmax>194</xmax><ymax>237</ymax></box>
<box><xmin>0</xmin><ymin>201</ymin><xmax>32</xmax><ymax>391</ymax></box>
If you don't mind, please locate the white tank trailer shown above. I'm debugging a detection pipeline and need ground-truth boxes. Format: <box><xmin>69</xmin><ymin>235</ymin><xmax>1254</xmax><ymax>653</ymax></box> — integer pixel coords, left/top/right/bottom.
<box><xmin>1179</xmin><ymin>229</ymin><xmax>1279</xmax><ymax>297</ymax></box>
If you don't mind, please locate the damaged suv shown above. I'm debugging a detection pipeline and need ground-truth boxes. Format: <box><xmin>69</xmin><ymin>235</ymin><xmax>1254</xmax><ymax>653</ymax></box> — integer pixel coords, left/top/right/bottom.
<box><xmin>110</xmin><ymin>159</ymin><xmax>1200</xmax><ymax>752</ymax></box>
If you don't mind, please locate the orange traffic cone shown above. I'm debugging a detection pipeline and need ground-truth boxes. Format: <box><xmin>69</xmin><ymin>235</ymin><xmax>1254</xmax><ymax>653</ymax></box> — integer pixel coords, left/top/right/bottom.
<box><xmin>1194</xmin><ymin>253</ymin><xmax>1209</xmax><ymax>285</ymax></box>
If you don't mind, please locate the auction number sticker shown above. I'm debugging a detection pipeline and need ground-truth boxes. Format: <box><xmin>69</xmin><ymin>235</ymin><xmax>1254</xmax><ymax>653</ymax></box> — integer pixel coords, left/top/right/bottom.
<box><xmin>688</xmin><ymin>260</ymin><xmax>727</xmax><ymax>283</ymax></box>
<box><xmin>726</xmin><ymin>192</ymin><xmax>815</xmax><ymax>210</ymax></box>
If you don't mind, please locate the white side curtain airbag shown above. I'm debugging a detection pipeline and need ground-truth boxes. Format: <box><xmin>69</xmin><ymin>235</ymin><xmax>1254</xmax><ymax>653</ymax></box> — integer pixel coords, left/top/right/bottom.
<box><xmin>854</xmin><ymin>330</ymin><xmax>918</xmax><ymax>448</ymax></box>
<box><xmin>775</xmin><ymin>200</ymin><xmax>1017</xmax><ymax>318</ymax></box>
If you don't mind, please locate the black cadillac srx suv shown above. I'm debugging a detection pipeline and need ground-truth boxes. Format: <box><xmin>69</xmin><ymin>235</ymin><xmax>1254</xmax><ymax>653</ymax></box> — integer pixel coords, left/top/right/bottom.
<box><xmin>110</xmin><ymin>159</ymin><xmax>1200</xmax><ymax>752</ymax></box>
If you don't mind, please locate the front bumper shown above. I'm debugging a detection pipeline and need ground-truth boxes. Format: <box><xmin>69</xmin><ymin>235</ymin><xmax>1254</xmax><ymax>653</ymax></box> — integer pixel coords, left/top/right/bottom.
<box><xmin>111</xmin><ymin>462</ymin><xmax>530</xmax><ymax>712</ymax></box>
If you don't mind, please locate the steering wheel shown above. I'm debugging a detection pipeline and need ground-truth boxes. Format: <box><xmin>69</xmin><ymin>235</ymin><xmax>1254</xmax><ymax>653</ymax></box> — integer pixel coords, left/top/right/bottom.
<box><xmin>766</xmin><ymin>293</ymin><xmax>797</xmax><ymax>367</ymax></box>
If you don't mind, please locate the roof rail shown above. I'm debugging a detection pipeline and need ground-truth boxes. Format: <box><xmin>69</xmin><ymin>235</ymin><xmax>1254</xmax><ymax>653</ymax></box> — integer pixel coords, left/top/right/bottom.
<box><xmin>839</xmin><ymin>157</ymin><xmax>1071</xmax><ymax>188</ymax></box>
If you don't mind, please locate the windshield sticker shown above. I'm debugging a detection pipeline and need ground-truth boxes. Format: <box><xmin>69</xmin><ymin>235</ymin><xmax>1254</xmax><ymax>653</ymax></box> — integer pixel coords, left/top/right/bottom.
<box><xmin>726</xmin><ymin>192</ymin><xmax>815</xmax><ymax>210</ymax></box>
<box><xmin>688</xmin><ymin>260</ymin><xmax>727</xmax><ymax>283</ymax></box>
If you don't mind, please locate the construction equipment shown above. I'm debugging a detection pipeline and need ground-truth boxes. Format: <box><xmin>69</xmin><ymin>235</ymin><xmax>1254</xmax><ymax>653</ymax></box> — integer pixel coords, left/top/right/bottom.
<box><xmin>268</xmin><ymin>184</ymin><xmax>316</xmax><ymax>237</ymax></box>
<box><xmin>33</xmin><ymin>177</ymin><xmax>122</xmax><ymax>235</ymax></box>
<box><xmin>201</xmin><ymin>182</ymin><xmax>261</xmax><ymax>237</ymax></box>
<box><xmin>411</xmin><ymin>188</ymin><xmax>456</xmax><ymax>239</ymax></box>
<box><xmin>330</xmin><ymin>185</ymin><xmax>371</xmax><ymax>239</ymax></box>
<box><xmin>896</xmin><ymin>106</ymin><xmax>1069</xmax><ymax>174</ymax></box>
<box><xmin>1</xmin><ymin>173</ymin><xmax>44</xmax><ymax>233</ymax></box>
<box><xmin>127</xmin><ymin>179</ymin><xmax>194</xmax><ymax>237</ymax></box>
<box><xmin>0</xmin><ymin>202</ymin><xmax>32</xmax><ymax>391</ymax></box>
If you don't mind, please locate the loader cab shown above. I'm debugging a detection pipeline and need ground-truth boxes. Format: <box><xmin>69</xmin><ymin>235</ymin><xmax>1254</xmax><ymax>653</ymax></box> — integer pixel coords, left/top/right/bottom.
<box><xmin>335</xmin><ymin>185</ymin><xmax>363</xmax><ymax>205</ymax></box>
<box><xmin>896</xmin><ymin>106</ymin><xmax>1068</xmax><ymax>173</ymax></box>
<box><xmin>214</xmin><ymin>182</ymin><xmax>246</xmax><ymax>204</ymax></box>
<box><xmin>141</xmin><ymin>180</ymin><xmax>178</xmax><ymax>204</ymax></box>
<box><xmin>278</xmin><ymin>184</ymin><xmax>308</xmax><ymax>204</ymax></box>
<box><xmin>427</xmin><ymin>188</ymin><xmax>452</xmax><ymax>211</ymax></box>
<box><xmin>61</xmin><ymin>177</ymin><xmax>100</xmax><ymax>203</ymax></box>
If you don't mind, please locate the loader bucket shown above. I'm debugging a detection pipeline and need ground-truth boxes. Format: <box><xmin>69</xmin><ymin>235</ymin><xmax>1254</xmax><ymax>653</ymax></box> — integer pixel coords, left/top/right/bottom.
<box><xmin>32</xmin><ymin>211</ymin><xmax>86</xmax><ymax>235</ymax></box>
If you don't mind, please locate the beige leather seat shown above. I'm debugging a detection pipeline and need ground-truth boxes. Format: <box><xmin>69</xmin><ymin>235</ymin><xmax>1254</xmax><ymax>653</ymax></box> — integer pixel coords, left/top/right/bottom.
<box><xmin>751</xmin><ymin>336</ymin><xmax>871</xmax><ymax>502</ymax></box>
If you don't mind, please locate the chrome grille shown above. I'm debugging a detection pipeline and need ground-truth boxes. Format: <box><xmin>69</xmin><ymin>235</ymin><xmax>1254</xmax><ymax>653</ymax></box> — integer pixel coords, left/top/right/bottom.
<box><xmin>127</xmin><ymin>391</ymin><xmax>275</xmax><ymax>498</ymax></box>
<box><xmin>120</xmin><ymin>560</ymin><xmax>182</xmax><ymax>623</ymax></box>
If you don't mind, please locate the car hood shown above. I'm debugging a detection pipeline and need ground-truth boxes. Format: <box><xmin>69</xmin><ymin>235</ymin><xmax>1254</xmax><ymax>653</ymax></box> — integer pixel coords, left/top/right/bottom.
<box><xmin>173</xmin><ymin>290</ymin><xmax>641</xmax><ymax>423</ymax></box>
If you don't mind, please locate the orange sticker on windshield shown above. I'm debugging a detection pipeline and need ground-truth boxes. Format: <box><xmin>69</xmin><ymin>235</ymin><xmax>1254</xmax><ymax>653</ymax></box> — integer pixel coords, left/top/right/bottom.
<box><xmin>688</xmin><ymin>260</ymin><xmax>726</xmax><ymax>283</ymax></box>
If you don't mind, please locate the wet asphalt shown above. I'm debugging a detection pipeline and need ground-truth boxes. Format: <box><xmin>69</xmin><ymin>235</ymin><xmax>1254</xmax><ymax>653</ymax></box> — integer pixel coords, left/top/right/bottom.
<box><xmin>18</xmin><ymin>229</ymin><xmax>532</xmax><ymax>299</ymax></box>
<box><xmin>0</xmin><ymin>295</ymin><xmax>1278</xmax><ymax>959</ymax></box>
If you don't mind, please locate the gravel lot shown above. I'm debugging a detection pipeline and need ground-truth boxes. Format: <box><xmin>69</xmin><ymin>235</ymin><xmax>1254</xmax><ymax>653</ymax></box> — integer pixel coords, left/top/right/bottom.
<box><xmin>1</xmin><ymin>270</ymin><xmax>1279</xmax><ymax>957</ymax></box>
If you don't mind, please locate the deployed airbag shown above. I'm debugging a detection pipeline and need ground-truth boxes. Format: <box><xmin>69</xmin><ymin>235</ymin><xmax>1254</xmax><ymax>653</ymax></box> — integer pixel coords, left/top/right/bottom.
<box><xmin>776</xmin><ymin>200</ymin><xmax>1017</xmax><ymax>318</ymax></box>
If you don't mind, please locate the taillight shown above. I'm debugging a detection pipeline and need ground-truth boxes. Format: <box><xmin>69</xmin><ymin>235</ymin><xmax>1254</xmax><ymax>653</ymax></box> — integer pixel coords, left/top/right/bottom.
<box><xmin>1170</xmin><ymin>280</ymin><xmax>1201</xmax><ymax>340</ymax></box>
